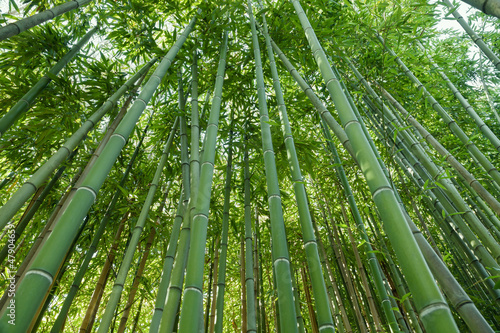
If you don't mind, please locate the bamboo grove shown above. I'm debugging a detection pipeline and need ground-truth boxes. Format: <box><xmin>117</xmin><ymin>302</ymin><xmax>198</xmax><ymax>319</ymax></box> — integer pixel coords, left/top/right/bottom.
<box><xmin>1</xmin><ymin>0</ymin><xmax>500</xmax><ymax>331</ymax></box>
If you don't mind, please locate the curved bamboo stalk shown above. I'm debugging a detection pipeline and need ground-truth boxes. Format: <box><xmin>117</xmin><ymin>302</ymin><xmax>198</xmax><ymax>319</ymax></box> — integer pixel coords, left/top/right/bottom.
<box><xmin>247</xmin><ymin>3</ymin><xmax>298</xmax><ymax>331</ymax></box>
<box><xmin>0</xmin><ymin>13</ymin><xmax>198</xmax><ymax>332</ymax></box>
<box><xmin>0</xmin><ymin>59</ymin><xmax>155</xmax><ymax>230</ymax></box>
<box><xmin>291</xmin><ymin>1</ymin><xmax>458</xmax><ymax>330</ymax></box>
<box><xmin>175</xmin><ymin>31</ymin><xmax>228</xmax><ymax>332</ymax></box>
<box><xmin>0</xmin><ymin>0</ymin><xmax>93</xmax><ymax>41</ymax></box>
<box><xmin>0</xmin><ymin>26</ymin><xmax>98</xmax><ymax>135</ymax></box>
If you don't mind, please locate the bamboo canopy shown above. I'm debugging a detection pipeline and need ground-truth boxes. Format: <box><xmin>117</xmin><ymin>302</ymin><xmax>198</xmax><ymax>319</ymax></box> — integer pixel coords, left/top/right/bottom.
<box><xmin>0</xmin><ymin>0</ymin><xmax>500</xmax><ymax>332</ymax></box>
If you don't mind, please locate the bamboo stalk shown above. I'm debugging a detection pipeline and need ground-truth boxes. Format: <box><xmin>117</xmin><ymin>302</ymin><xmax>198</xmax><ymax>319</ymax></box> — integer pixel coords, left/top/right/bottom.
<box><xmin>0</xmin><ymin>0</ymin><xmax>93</xmax><ymax>41</ymax></box>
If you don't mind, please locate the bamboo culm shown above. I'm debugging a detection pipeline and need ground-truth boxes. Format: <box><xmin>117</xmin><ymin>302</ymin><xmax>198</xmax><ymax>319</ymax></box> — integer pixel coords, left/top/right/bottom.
<box><xmin>214</xmin><ymin>111</ymin><xmax>234</xmax><ymax>333</ymax></box>
<box><xmin>49</xmin><ymin>119</ymin><xmax>153</xmax><ymax>333</ymax></box>
<box><xmin>0</xmin><ymin>0</ymin><xmax>93</xmax><ymax>41</ymax></box>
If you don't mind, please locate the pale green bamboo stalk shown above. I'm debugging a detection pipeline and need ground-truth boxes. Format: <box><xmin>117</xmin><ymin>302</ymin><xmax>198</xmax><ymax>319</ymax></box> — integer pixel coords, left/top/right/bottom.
<box><xmin>416</xmin><ymin>41</ymin><xmax>500</xmax><ymax>153</ymax></box>
<box><xmin>378</xmin><ymin>35</ymin><xmax>500</xmax><ymax>188</ymax></box>
<box><xmin>291</xmin><ymin>1</ymin><xmax>458</xmax><ymax>330</ymax></box>
<box><xmin>150</xmin><ymin>52</ymin><xmax>197</xmax><ymax>333</ymax></box>
<box><xmin>441</xmin><ymin>0</ymin><xmax>500</xmax><ymax>72</ymax></box>
<box><xmin>0</xmin><ymin>14</ymin><xmax>198</xmax><ymax>332</ymax></box>
<box><xmin>175</xmin><ymin>31</ymin><xmax>228</xmax><ymax>332</ymax></box>
<box><xmin>0</xmin><ymin>26</ymin><xmax>98</xmax><ymax>135</ymax></box>
<box><xmin>0</xmin><ymin>0</ymin><xmax>93</xmax><ymax>41</ymax></box>
<box><xmin>213</xmin><ymin>111</ymin><xmax>234</xmax><ymax>333</ymax></box>
<box><xmin>190</xmin><ymin>50</ymin><xmax>200</xmax><ymax>218</ymax></box>
<box><xmin>0</xmin><ymin>149</ymin><xmax>76</xmax><ymax>266</ymax></box>
<box><xmin>370</xmin><ymin>77</ymin><xmax>500</xmax><ymax>217</ymax></box>
<box><xmin>248</xmin><ymin>3</ymin><xmax>298</xmax><ymax>332</ymax></box>
<box><xmin>257</xmin><ymin>2</ymin><xmax>334</xmax><ymax>331</ymax></box>
<box><xmin>0</xmin><ymin>58</ymin><xmax>156</xmax><ymax>231</ymax></box>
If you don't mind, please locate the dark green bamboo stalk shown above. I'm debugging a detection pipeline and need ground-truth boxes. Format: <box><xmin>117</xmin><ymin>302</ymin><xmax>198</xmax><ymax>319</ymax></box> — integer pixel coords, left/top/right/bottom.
<box><xmin>247</xmin><ymin>3</ymin><xmax>298</xmax><ymax>332</ymax></box>
<box><xmin>0</xmin><ymin>58</ymin><xmax>155</xmax><ymax>230</ymax></box>
<box><xmin>176</xmin><ymin>31</ymin><xmax>228</xmax><ymax>332</ymax></box>
<box><xmin>0</xmin><ymin>26</ymin><xmax>97</xmax><ymax>135</ymax></box>
<box><xmin>291</xmin><ymin>1</ymin><xmax>458</xmax><ymax>331</ymax></box>
<box><xmin>0</xmin><ymin>13</ymin><xmax>198</xmax><ymax>332</ymax></box>
<box><xmin>0</xmin><ymin>0</ymin><xmax>93</xmax><ymax>41</ymax></box>
<box><xmin>213</xmin><ymin>113</ymin><xmax>234</xmax><ymax>333</ymax></box>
